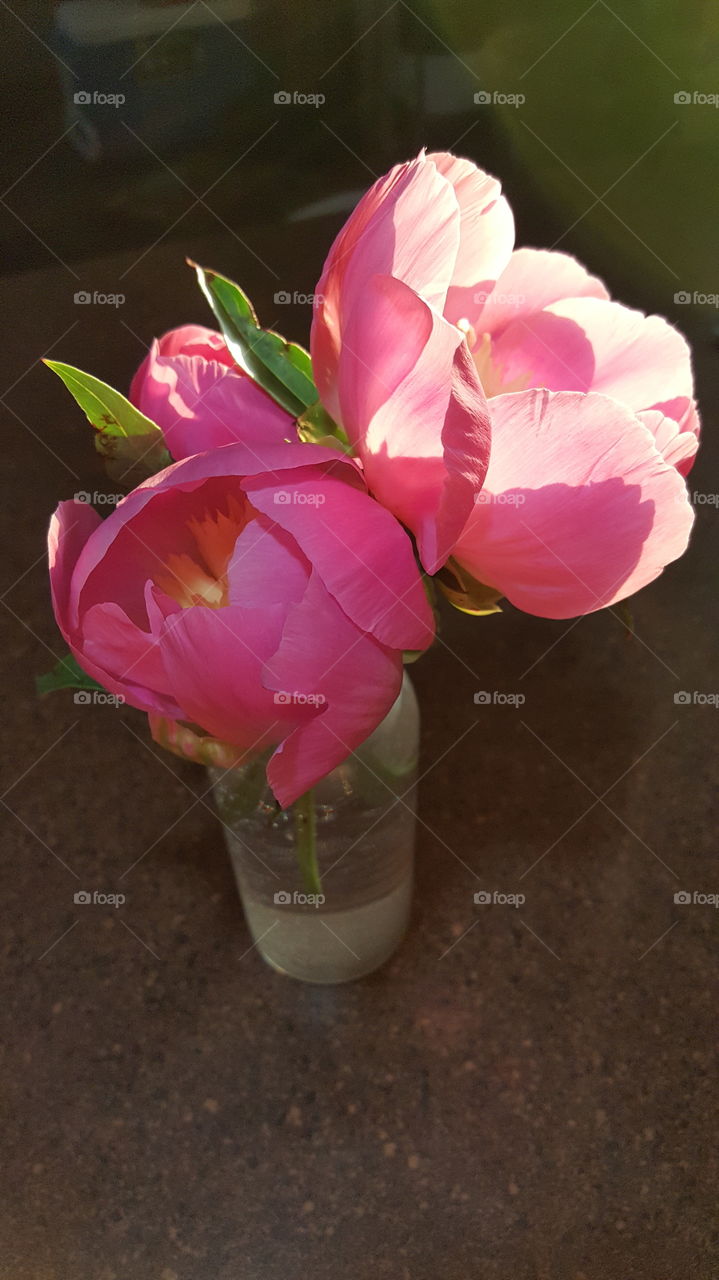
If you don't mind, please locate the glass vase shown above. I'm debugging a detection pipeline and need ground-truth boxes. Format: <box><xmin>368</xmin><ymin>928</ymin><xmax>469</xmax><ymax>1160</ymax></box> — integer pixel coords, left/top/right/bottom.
<box><xmin>207</xmin><ymin>673</ymin><xmax>419</xmax><ymax>984</ymax></box>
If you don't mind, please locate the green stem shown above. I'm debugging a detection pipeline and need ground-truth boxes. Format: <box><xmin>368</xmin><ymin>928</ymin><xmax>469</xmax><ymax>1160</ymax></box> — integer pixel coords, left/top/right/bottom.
<box><xmin>293</xmin><ymin>788</ymin><xmax>322</xmax><ymax>894</ymax></box>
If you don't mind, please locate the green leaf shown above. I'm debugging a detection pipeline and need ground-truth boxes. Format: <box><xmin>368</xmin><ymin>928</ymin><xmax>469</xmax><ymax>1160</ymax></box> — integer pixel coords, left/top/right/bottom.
<box><xmin>36</xmin><ymin>654</ymin><xmax>105</xmax><ymax>697</ymax></box>
<box><xmin>296</xmin><ymin>400</ymin><xmax>353</xmax><ymax>454</ymax></box>
<box><xmin>191</xmin><ymin>263</ymin><xmax>317</xmax><ymax>416</ymax></box>
<box><xmin>44</xmin><ymin>359</ymin><xmax>171</xmax><ymax>481</ymax></box>
<box><xmin>436</xmin><ymin>559</ymin><xmax>503</xmax><ymax>616</ymax></box>
<box><xmin>100</xmin><ymin>432</ymin><xmax>173</xmax><ymax>488</ymax></box>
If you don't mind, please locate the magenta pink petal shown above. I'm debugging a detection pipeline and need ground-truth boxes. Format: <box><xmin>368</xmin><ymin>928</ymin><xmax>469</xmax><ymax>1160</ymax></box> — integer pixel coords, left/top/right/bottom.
<box><xmin>130</xmin><ymin>326</ymin><xmax>232</xmax><ymax>403</ymax></box>
<box><xmin>454</xmin><ymin>389</ymin><xmax>695</xmax><ymax>618</ymax></box>
<box><xmin>80</xmin><ymin>601</ymin><xmax>184</xmax><ymax>717</ymax></box>
<box><xmin>69</xmin><ymin>445</ymin><xmax>357</xmax><ymax>621</ymax></box>
<box><xmin>228</xmin><ymin>516</ymin><xmax>310</xmax><ymax>608</ymax></box>
<box><xmin>264</xmin><ymin>573</ymin><xmax>402</xmax><ymax>807</ymax></box>
<box><xmin>243</xmin><ymin>463</ymin><xmax>435</xmax><ymax>651</ymax></box>
<box><xmin>159</xmin><ymin>603</ymin><xmax>311</xmax><ymax>750</ymax></box>
<box><xmin>131</xmin><ymin>352</ymin><xmax>294</xmax><ymax>459</ymax></box>
<box><xmin>48</xmin><ymin>500</ymin><xmax>102</xmax><ymax>640</ymax></box>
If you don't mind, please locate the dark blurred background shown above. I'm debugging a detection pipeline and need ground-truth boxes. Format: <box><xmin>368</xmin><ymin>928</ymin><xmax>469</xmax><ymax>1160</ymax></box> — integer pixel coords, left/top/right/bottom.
<box><xmin>2</xmin><ymin>0</ymin><xmax>718</xmax><ymax>321</ymax></box>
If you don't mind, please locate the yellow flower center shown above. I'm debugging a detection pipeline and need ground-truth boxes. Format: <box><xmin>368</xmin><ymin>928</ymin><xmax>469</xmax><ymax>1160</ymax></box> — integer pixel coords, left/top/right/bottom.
<box><xmin>155</xmin><ymin>494</ymin><xmax>249</xmax><ymax>609</ymax></box>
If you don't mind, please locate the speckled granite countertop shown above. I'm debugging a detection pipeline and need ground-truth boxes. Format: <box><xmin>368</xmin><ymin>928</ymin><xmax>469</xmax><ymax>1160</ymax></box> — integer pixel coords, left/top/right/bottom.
<box><xmin>1</xmin><ymin>228</ymin><xmax>717</xmax><ymax>1280</ymax></box>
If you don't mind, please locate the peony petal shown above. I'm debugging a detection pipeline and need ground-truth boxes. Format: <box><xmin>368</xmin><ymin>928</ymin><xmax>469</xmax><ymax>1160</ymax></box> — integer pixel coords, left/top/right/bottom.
<box><xmin>79</xmin><ymin>601</ymin><xmax>184</xmax><ymax>717</ymax></box>
<box><xmin>454</xmin><ymin>389</ymin><xmax>695</xmax><ymax>618</ymax></box>
<box><xmin>311</xmin><ymin>153</ymin><xmax>461</xmax><ymax>417</ymax></box>
<box><xmin>486</xmin><ymin>307</ymin><xmax>595</xmax><ymax>395</ymax></box>
<box><xmin>338</xmin><ymin>273</ymin><xmax>491</xmax><ymax>572</ymax></box>
<box><xmin>474</xmin><ymin>247</ymin><xmax>609</xmax><ymax>336</ymax></box>
<box><xmin>264</xmin><ymin>573</ymin><xmax>402</xmax><ymax>807</ymax></box>
<box><xmin>636</xmin><ymin>409</ymin><xmax>700</xmax><ymax>477</ymax></box>
<box><xmin>648</xmin><ymin>396</ymin><xmax>701</xmax><ymax>475</ymax></box>
<box><xmin>48</xmin><ymin>499</ymin><xmax>101</xmax><ymax>641</ymax></box>
<box><xmin>228</xmin><ymin>516</ymin><xmax>310</xmax><ymax>608</ymax></box>
<box><xmin>131</xmin><ymin>352</ymin><xmax>293</xmax><ymax>460</ymax></box>
<box><xmin>243</xmin><ymin>462</ymin><xmax>435</xmax><ymax>651</ymax></box>
<box><xmin>428</xmin><ymin>151</ymin><xmax>515</xmax><ymax>329</ymax></box>
<box><xmin>158</xmin><ymin>602</ymin><xmax>313</xmax><ymax>751</ymax></box>
<box><xmin>129</xmin><ymin>325</ymin><xmax>232</xmax><ymax>403</ymax></box>
<box><xmin>540</xmin><ymin>297</ymin><xmax>694</xmax><ymax>412</ymax></box>
<box><xmin>69</xmin><ymin>443</ymin><xmax>356</xmax><ymax>625</ymax></box>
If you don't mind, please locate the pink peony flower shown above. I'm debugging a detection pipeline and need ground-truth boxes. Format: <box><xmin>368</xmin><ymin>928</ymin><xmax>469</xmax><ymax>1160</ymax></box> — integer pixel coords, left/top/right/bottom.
<box><xmin>312</xmin><ymin>151</ymin><xmax>698</xmax><ymax>617</ymax></box>
<box><xmin>130</xmin><ymin>325</ymin><xmax>294</xmax><ymax>461</ymax></box>
<box><xmin>48</xmin><ymin>443</ymin><xmax>434</xmax><ymax>807</ymax></box>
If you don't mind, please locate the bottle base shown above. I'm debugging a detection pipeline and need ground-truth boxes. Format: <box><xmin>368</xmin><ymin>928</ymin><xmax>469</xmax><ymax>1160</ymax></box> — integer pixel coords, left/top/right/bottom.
<box><xmin>243</xmin><ymin>877</ymin><xmax>413</xmax><ymax>984</ymax></box>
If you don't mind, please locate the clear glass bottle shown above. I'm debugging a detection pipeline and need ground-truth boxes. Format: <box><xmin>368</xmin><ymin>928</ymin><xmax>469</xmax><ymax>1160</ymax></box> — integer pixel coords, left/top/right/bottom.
<box><xmin>207</xmin><ymin>673</ymin><xmax>419</xmax><ymax>984</ymax></box>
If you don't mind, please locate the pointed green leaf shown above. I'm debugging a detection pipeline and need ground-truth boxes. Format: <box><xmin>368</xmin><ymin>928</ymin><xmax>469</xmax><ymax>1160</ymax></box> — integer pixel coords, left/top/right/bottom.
<box><xmin>44</xmin><ymin>359</ymin><xmax>171</xmax><ymax>481</ymax></box>
<box><xmin>191</xmin><ymin>263</ymin><xmax>317</xmax><ymax>415</ymax></box>
<box><xmin>45</xmin><ymin>359</ymin><xmax>159</xmax><ymax>439</ymax></box>
<box><xmin>36</xmin><ymin>654</ymin><xmax>105</xmax><ymax>697</ymax></box>
<box><xmin>296</xmin><ymin>400</ymin><xmax>353</xmax><ymax>454</ymax></box>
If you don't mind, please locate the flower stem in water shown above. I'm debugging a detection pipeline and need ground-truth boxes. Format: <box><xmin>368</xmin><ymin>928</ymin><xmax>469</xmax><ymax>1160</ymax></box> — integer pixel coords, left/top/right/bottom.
<box><xmin>293</xmin><ymin>788</ymin><xmax>322</xmax><ymax>895</ymax></box>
